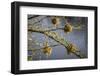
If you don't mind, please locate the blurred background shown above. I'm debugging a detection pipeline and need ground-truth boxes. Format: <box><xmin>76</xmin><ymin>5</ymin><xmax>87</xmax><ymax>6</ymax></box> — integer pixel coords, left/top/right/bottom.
<box><xmin>28</xmin><ymin>15</ymin><xmax>88</xmax><ymax>61</ymax></box>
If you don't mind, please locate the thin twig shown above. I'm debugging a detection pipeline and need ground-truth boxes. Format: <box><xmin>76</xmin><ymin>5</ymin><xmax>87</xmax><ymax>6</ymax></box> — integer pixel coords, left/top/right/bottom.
<box><xmin>28</xmin><ymin>15</ymin><xmax>39</xmax><ymax>20</ymax></box>
<box><xmin>29</xmin><ymin>44</ymin><xmax>61</xmax><ymax>51</ymax></box>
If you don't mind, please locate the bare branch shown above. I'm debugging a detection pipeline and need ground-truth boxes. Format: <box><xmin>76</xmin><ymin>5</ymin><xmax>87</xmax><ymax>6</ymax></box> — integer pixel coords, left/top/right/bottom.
<box><xmin>28</xmin><ymin>26</ymin><xmax>85</xmax><ymax>58</ymax></box>
<box><xmin>28</xmin><ymin>15</ymin><xmax>39</xmax><ymax>20</ymax></box>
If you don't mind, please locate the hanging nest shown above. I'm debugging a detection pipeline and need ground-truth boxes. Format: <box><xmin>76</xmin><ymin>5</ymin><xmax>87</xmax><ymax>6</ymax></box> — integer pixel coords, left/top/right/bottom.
<box><xmin>43</xmin><ymin>46</ymin><xmax>52</xmax><ymax>56</ymax></box>
<box><xmin>67</xmin><ymin>43</ymin><xmax>78</xmax><ymax>54</ymax></box>
<box><xmin>51</xmin><ymin>17</ymin><xmax>60</xmax><ymax>27</ymax></box>
<box><xmin>42</xmin><ymin>42</ymin><xmax>52</xmax><ymax>56</ymax></box>
<box><xmin>64</xmin><ymin>23</ymin><xmax>73</xmax><ymax>33</ymax></box>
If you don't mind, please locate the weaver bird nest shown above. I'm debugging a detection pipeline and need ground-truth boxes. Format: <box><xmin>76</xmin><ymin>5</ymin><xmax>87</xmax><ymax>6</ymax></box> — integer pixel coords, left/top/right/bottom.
<box><xmin>67</xmin><ymin>43</ymin><xmax>78</xmax><ymax>54</ymax></box>
<box><xmin>42</xmin><ymin>42</ymin><xmax>52</xmax><ymax>56</ymax></box>
<box><xmin>64</xmin><ymin>24</ymin><xmax>73</xmax><ymax>33</ymax></box>
<box><xmin>51</xmin><ymin>17</ymin><xmax>60</xmax><ymax>27</ymax></box>
<box><xmin>43</xmin><ymin>46</ymin><xmax>52</xmax><ymax>56</ymax></box>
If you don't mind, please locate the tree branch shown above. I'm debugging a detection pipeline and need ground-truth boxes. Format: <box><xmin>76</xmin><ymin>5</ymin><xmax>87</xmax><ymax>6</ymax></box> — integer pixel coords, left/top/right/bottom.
<box><xmin>28</xmin><ymin>26</ymin><xmax>85</xmax><ymax>58</ymax></box>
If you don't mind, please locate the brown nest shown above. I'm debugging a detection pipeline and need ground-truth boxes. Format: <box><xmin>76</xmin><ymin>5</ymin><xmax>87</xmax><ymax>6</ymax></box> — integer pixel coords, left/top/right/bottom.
<box><xmin>43</xmin><ymin>46</ymin><xmax>52</xmax><ymax>56</ymax></box>
<box><xmin>64</xmin><ymin>24</ymin><xmax>73</xmax><ymax>33</ymax></box>
<box><xmin>67</xmin><ymin>43</ymin><xmax>78</xmax><ymax>54</ymax></box>
<box><xmin>51</xmin><ymin>17</ymin><xmax>60</xmax><ymax>27</ymax></box>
